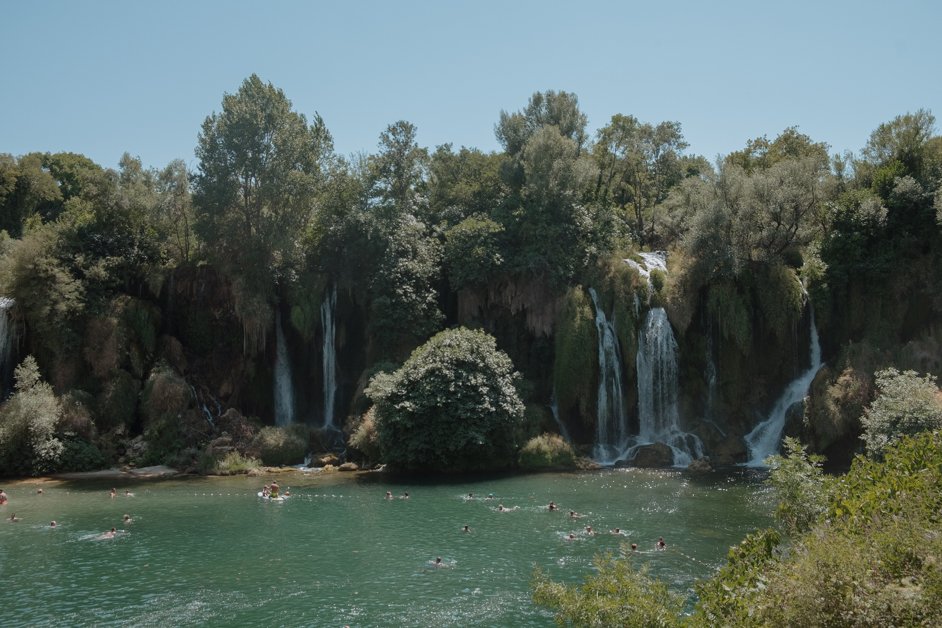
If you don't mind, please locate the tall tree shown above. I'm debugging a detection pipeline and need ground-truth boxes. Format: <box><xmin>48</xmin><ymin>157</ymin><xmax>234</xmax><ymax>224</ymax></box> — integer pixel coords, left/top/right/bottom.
<box><xmin>194</xmin><ymin>74</ymin><xmax>333</xmax><ymax>294</ymax></box>
<box><xmin>592</xmin><ymin>114</ymin><xmax>689</xmax><ymax>246</ymax></box>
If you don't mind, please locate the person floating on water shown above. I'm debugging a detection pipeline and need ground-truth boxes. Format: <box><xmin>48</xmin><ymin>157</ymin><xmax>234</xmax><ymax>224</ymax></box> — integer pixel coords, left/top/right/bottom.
<box><xmin>50</xmin><ymin>521</ymin><xmax>57</xmax><ymax>528</ymax></box>
<box><xmin>123</xmin><ymin>514</ymin><xmax>132</xmax><ymax>524</ymax></box>
<box><xmin>610</xmin><ymin>527</ymin><xmax>622</xmax><ymax>535</ymax></box>
<box><xmin>657</xmin><ymin>537</ymin><xmax>666</xmax><ymax>550</ymax></box>
<box><xmin>385</xmin><ymin>491</ymin><xmax>393</xmax><ymax>500</ymax></box>
<box><xmin>631</xmin><ymin>543</ymin><xmax>638</xmax><ymax>551</ymax></box>
<box><xmin>466</xmin><ymin>492</ymin><xmax>474</xmax><ymax>500</ymax></box>
<box><xmin>569</xmin><ymin>510</ymin><xmax>583</xmax><ymax>519</ymax></box>
<box><xmin>125</xmin><ymin>489</ymin><xmax>134</xmax><ymax>497</ymax></box>
<box><xmin>8</xmin><ymin>513</ymin><xmax>19</xmax><ymax>522</ymax></box>
<box><xmin>462</xmin><ymin>525</ymin><xmax>471</xmax><ymax>533</ymax></box>
<box><xmin>37</xmin><ymin>488</ymin><xmax>44</xmax><ymax>495</ymax></box>
<box><xmin>400</xmin><ymin>492</ymin><xmax>409</xmax><ymax>500</ymax></box>
<box><xmin>99</xmin><ymin>527</ymin><xmax>117</xmax><ymax>540</ymax></box>
<box><xmin>584</xmin><ymin>525</ymin><xmax>595</xmax><ymax>536</ymax></box>
<box><xmin>0</xmin><ymin>488</ymin><xmax>9</xmax><ymax>505</ymax></box>
<box><xmin>566</xmin><ymin>532</ymin><xmax>576</xmax><ymax>541</ymax></box>
<box><xmin>110</xmin><ymin>488</ymin><xmax>117</xmax><ymax>499</ymax></box>
<box><xmin>548</xmin><ymin>501</ymin><xmax>558</xmax><ymax>511</ymax></box>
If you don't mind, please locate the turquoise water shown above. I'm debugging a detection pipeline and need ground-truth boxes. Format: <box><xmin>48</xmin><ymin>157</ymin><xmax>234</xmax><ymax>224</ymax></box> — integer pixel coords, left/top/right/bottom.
<box><xmin>0</xmin><ymin>469</ymin><xmax>771</xmax><ymax>626</ymax></box>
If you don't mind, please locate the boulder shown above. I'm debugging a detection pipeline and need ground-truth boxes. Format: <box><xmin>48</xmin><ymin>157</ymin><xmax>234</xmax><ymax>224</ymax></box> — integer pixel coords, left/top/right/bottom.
<box><xmin>316</xmin><ymin>453</ymin><xmax>341</xmax><ymax>467</ymax></box>
<box><xmin>687</xmin><ymin>457</ymin><xmax>713</xmax><ymax>473</ymax></box>
<box><xmin>338</xmin><ymin>462</ymin><xmax>359</xmax><ymax>472</ymax></box>
<box><xmin>631</xmin><ymin>443</ymin><xmax>674</xmax><ymax>468</ymax></box>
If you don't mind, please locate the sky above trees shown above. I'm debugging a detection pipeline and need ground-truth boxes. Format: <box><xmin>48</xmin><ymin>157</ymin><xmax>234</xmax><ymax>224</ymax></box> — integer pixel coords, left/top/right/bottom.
<box><xmin>2</xmin><ymin>0</ymin><xmax>940</xmax><ymax>170</ymax></box>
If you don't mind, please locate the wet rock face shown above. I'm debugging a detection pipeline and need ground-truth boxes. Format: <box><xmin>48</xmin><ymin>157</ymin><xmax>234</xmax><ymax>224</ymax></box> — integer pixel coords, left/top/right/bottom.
<box><xmin>631</xmin><ymin>442</ymin><xmax>674</xmax><ymax>468</ymax></box>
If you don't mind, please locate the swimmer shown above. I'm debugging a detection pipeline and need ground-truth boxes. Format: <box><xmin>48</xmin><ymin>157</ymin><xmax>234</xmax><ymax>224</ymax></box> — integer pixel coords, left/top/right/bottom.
<box><xmin>99</xmin><ymin>527</ymin><xmax>117</xmax><ymax>540</ymax></box>
<box><xmin>610</xmin><ymin>527</ymin><xmax>623</xmax><ymax>536</ymax></box>
<box><xmin>548</xmin><ymin>501</ymin><xmax>558</xmax><ymax>511</ymax></box>
<box><xmin>486</xmin><ymin>493</ymin><xmax>495</xmax><ymax>500</ymax></box>
<box><xmin>569</xmin><ymin>510</ymin><xmax>583</xmax><ymax>519</ymax></box>
<box><xmin>565</xmin><ymin>532</ymin><xmax>576</xmax><ymax>541</ymax></box>
<box><xmin>657</xmin><ymin>537</ymin><xmax>666</xmax><ymax>550</ymax></box>
<box><xmin>462</xmin><ymin>525</ymin><xmax>471</xmax><ymax>533</ymax></box>
<box><xmin>261</xmin><ymin>484</ymin><xmax>271</xmax><ymax>498</ymax></box>
<box><xmin>400</xmin><ymin>492</ymin><xmax>409</xmax><ymax>500</ymax></box>
<box><xmin>37</xmin><ymin>488</ymin><xmax>44</xmax><ymax>495</ymax></box>
<box><xmin>385</xmin><ymin>491</ymin><xmax>393</xmax><ymax>500</ymax></box>
<box><xmin>498</xmin><ymin>504</ymin><xmax>505</xmax><ymax>512</ymax></box>
<box><xmin>50</xmin><ymin>521</ymin><xmax>57</xmax><ymax>528</ymax></box>
<box><xmin>284</xmin><ymin>488</ymin><xmax>291</xmax><ymax>497</ymax></box>
<box><xmin>0</xmin><ymin>488</ymin><xmax>9</xmax><ymax>504</ymax></box>
<box><xmin>123</xmin><ymin>514</ymin><xmax>132</xmax><ymax>524</ymax></box>
<box><xmin>110</xmin><ymin>488</ymin><xmax>117</xmax><ymax>499</ymax></box>
<box><xmin>8</xmin><ymin>513</ymin><xmax>20</xmax><ymax>522</ymax></box>
<box><xmin>125</xmin><ymin>489</ymin><xmax>134</xmax><ymax>497</ymax></box>
<box><xmin>466</xmin><ymin>492</ymin><xmax>474</xmax><ymax>500</ymax></box>
<box><xmin>584</xmin><ymin>525</ymin><xmax>595</xmax><ymax>535</ymax></box>
<box><xmin>631</xmin><ymin>543</ymin><xmax>638</xmax><ymax>551</ymax></box>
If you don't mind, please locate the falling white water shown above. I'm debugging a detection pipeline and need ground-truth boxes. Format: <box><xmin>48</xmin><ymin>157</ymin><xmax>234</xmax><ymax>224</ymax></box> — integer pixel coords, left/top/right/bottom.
<box><xmin>274</xmin><ymin>316</ymin><xmax>295</xmax><ymax>427</ymax></box>
<box><xmin>0</xmin><ymin>298</ymin><xmax>15</xmax><ymax>397</ymax></box>
<box><xmin>588</xmin><ymin>288</ymin><xmax>630</xmax><ymax>463</ymax></box>
<box><xmin>320</xmin><ymin>286</ymin><xmax>338</xmax><ymax>430</ymax></box>
<box><xmin>744</xmin><ymin>306</ymin><xmax>823</xmax><ymax>466</ymax></box>
<box><xmin>634</xmin><ymin>307</ymin><xmax>704</xmax><ymax>467</ymax></box>
<box><xmin>549</xmin><ymin>391</ymin><xmax>572</xmax><ymax>443</ymax></box>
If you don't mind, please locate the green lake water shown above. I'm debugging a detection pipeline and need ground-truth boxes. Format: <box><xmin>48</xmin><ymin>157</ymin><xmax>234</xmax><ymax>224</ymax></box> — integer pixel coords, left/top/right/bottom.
<box><xmin>0</xmin><ymin>468</ymin><xmax>771</xmax><ymax>626</ymax></box>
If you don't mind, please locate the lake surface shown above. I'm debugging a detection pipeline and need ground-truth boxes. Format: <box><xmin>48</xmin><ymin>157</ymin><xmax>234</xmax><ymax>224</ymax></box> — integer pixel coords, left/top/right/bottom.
<box><xmin>0</xmin><ymin>468</ymin><xmax>771</xmax><ymax>626</ymax></box>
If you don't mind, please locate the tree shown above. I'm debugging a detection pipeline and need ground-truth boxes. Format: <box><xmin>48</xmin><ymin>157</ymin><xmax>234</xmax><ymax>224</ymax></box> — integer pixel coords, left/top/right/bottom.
<box><xmin>368</xmin><ymin>120</ymin><xmax>428</xmax><ymax>219</ymax></box>
<box><xmin>194</xmin><ymin>74</ymin><xmax>333</xmax><ymax>295</ymax></box>
<box><xmin>860</xmin><ymin>367</ymin><xmax>942</xmax><ymax>457</ymax></box>
<box><xmin>427</xmin><ymin>144</ymin><xmax>506</xmax><ymax>229</ymax></box>
<box><xmin>861</xmin><ymin>109</ymin><xmax>936</xmax><ymax>182</ymax></box>
<box><xmin>766</xmin><ymin>437</ymin><xmax>830</xmax><ymax>535</ymax></box>
<box><xmin>366</xmin><ymin>327</ymin><xmax>524</xmax><ymax>472</ymax></box>
<box><xmin>0</xmin><ymin>153</ymin><xmax>62</xmax><ymax>237</ymax></box>
<box><xmin>592</xmin><ymin>114</ymin><xmax>690</xmax><ymax>245</ymax></box>
<box><xmin>0</xmin><ymin>355</ymin><xmax>63</xmax><ymax>475</ymax></box>
<box><xmin>495</xmin><ymin>91</ymin><xmax>597</xmax><ymax>283</ymax></box>
<box><xmin>155</xmin><ymin>159</ymin><xmax>195</xmax><ymax>264</ymax></box>
<box><xmin>443</xmin><ymin>214</ymin><xmax>504</xmax><ymax>290</ymax></box>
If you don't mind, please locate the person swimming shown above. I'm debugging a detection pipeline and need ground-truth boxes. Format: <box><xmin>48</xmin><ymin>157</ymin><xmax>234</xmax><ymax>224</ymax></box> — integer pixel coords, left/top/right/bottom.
<box><xmin>99</xmin><ymin>527</ymin><xmax>117</xmax><ymax>540</ymax></box>
<box><xmin>8</xmin><ymin>513</ymin><xmax>20</xmax><ymax>522</ymax></box>
<box><xmin>125</xmin><ymin>489</ymin><xmax>134</xmax><ymax>497</ymax></box>
<box><xmin>584</xmin><ymin>525</ymin><xmax>595</xmax><ymax>535</ymax></box>
<box><xmin>123</xmin><ymin>514</ymin><xmax>132</xmax><ymax>524</ymax></box>
<box><xmin>565</xmin><ymin>532</ymin><xmax>577</xmax><ymax>541</ymax></box>
<box><xmin>657</xmin><ymin>537</ymin><xmax>666</xmax><ymax>550</ymax></box>
<box><xmin>631</xmin><ymin>543</ymin><xmax>638</xmax><ymax>551</ymax></box>
<box><xmin>0</xmin><ymin>489</ymin><xmax>8</xmax><ymax>505</ymax></box>
<box><xmin>400</xmin><ymin>492</ymin><xmax>409</xmax><ymax>500</ymax></box>
<box><xmin>110</xmin><ymin>488</ymin><xmax>117</xmax><ymax>499</ymax></box>
<box><xmin>548</xmin><ymin>501</ymin><xmax>558</xmax><ymax>511</ymax></box>
<box><xmin>462</xmin><ymin>525</ymin><xmax>471</xmax><ymax>533</ymax></box>
<box><xmin>37</xmin><ymin>488</ymin><xmax>44</xmax><ymax>495</ymax></box>
<box><xmin>385</xmin><ymin>491</ymin><xmax>393</xmax><ymax>500</ymax></box>
<box><xmin>50</xmin><ymin>521</ymin><xmax>57</xmax><ymax>528</ymax></box>
<box><xmin>610</xmin><ymin>527</ymin><xmax>623</xmax><ymax>535</ymax></box>
<box><xmin>569</xmin><ymin>510</ymin><xmax>583</xmax><ymax>519</ymax></box>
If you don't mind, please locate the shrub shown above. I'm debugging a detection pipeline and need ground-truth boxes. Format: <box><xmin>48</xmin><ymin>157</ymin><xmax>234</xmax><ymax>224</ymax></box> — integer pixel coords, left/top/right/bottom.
<box><xmin>207</xmin><ymin>450</ymin><xmax>261</xmax><ymax>475</ymax></box>
<box><xmin>57</xmin><ymin>435</ymin><xmax>106</xmax><ymax>472</ymax></box>
<box><xmin>860</xmin><ymin>367</ymin><xmax>942</xmax><ymax>457</ymax></box>
<box><xmin>348</xmin><ymin>407</ymin><xmax>381</xmax><ymax>463</ymax></box>
<box><xmin>250</xmin><ymin>424</ymin><xmax>309</xmax><ymax>466</ymax></box>
<box><xmin>518</xmin><ymin>433</ymin><xmax>576</xmax><ymax>470</ymax></box>
<box><xmin>532</xmin><ymin>553</ymin><xmax>683</xmax><ymax>627</ymax></box>
<box><xmin>0</xmin><ymin>355</ymin><xmax>63</xmax><ymax>476</ymax></box>
<box><xmin>765</xmin><ymin>437</ymin><xmax>831</xmax><ymax>536</ymax></box>
<box><xmin>367</xmin><ymin>327</ymin><xmax>524</xmax><ymax>472</ymax></box>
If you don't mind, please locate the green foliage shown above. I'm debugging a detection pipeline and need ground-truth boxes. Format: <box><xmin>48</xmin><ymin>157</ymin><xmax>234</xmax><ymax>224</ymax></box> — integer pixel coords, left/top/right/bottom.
<box><xmin>765</xmin><ymin>437</ymin><xmax>830</xmax><ymax>535</ymax></box>
<box><xmin>348</xmin><ymin>406</ymin><xmax>381</xmax><ymax>463</ymax></box>
<box><xmin>250</xmin><ymin>425</ymin><xmax>310</xmax><ymax>466</ymax></box>
<box><xmin>367</xmin><ymin>327</ymin><xmax>524</xmax><ymax>472</ymax></box>
<box><xmin>706</xmin><ymin>280</ymin><xmax>751</xmax><ymax>353</ymax></box>
<box><xmin>553</xmin><ymin>287</ymin><xmax>597</xmax><ymax>429</ymax></box>
<box><xmin>690</xmin><ymin>528</ymin><xmax>782</xmax><ymax>627</ymax></box>
<box><xmin>57</xmin><ymin>435</ymin><xmax>106</xmax><ymax>472</ymax></box>
<box><xmin>532</xmin><ymin>553</ymin><xmax>684</xmax><ymax>627</ymax></box>
<box><xmin>0</xmin><ymin>356</ymin><xmax>63</xmax><ymax>476</ymax></box>
<box><xmin>194</xmin><ymin>74</ymin><xmax>332</xmax><ymax>302</ymax></box>
<box><xmin>443</xmin><ymin>214</ymin><xmax>505</xmax><ymax>290</ymax></box>
<box><xmin>205</xmin><ymin>450</ymin><xmax>261</xmax><ymax>475</ymax></box>
<box><xmin>518</xmin><ymin>433</ymin><xmax>576</xmax><ymax>470</ymax></box>
<box><xmin>753</xmin><ymin>264</ymin><xmax>804</xmax><ymax>343</ymax></box>
<box><xmin>427</xmin><ymin>145</ymin><xmax>506</xmax><ymax>229</ymax></box>
<box><xmin>94</xmin><ymin>369</ymin><xmax>141</xmax><ymax>432</ymax></box>
<box><xmin>860</xmin><ymin>367</ymin><xmax>942</xmax><ymax>457</ymax></box>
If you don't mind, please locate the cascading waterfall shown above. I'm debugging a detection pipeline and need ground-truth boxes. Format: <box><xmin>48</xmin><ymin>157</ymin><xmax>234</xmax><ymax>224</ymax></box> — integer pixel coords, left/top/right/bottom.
<box><xmin>624</xmin><ymin>251</ymin><xmax>704</xmax><ymax>467</ymax></box>
<box><xmin>549</xmin><ymin>390</ymin><xmax>572</xmax><ymax>443</ymax></box>
<box><xmin>320</xmin><ymin>285</ymin><xmax>338</xmax><ymax>430</ymax></box>
<box><xmin>0</xmin><ymin>297</ymin><xmax>15</xmax><ymax>397</ymax></box>
<box><xmin>744</xmin><ymin>305</ymin><xmax>823</xmax><ymax>466</ymax></box>
<box><xmin>274</xmin><ymin>316</ymin><xmax>295</xmax><ymax>427</ymax></box>
<box><xmin>635</xmin><ymin>307</ymin><xmax>704</xmax><ymax>466</ymax></box>
<box><xmin>588</xmin><ymin>288</ymin><xmax>630</xmax><ymax>462</ymax></box>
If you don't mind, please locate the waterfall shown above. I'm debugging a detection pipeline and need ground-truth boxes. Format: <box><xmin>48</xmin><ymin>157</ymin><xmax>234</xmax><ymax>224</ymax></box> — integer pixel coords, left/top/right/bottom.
<box><xmin>0</xmin><ymin>298</ymin><xmax>15</xmax><ymax>398</ymax></box>
<box><xmin>635</xmin><ymin>307</ymin><xmax>704</xmax><ymax>467</ymax></box>
<box><xmin>549</xmin><ymin>391</ymin><xmax>572</xmax><ymax>443</ymax></box>
<box><xmin>320</xmin><ymin>285</ymin><xmax>338</xmax><ymax>430</ymax></box>
<box><xmin>744</xmin><ymin>305</ymin><xmax>823</xmax><ymax>466</ymax></box>
<box><xmin>274</xmin><ymin>316</ymin><xmax>295</xmax><ymax>427</ymax></box>
<box><xmin>588</xmin><ymin>288</ymin><xmax>629</xmax><ymax>463</ymax></box>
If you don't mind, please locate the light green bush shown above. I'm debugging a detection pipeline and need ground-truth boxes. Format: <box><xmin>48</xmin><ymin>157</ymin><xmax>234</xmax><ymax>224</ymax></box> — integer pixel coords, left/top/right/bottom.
<box><xmin>860</xmin><ymin>367</ymin><xmax>942</xmax><ymax>457</ymax></box>
<box><xmin>250</xmin><ymin>424</ymin><xmax>310</xmax><ymax>466</ymax></box>
<box><xmin>518</xmin><ymin>433</ymin><xmax>576</xmax><ymax>470</ymax></box>
<box><xmin>0</xmin><ymin>355</ymin><xmax>63</xmax><ymax>476</ymax></box>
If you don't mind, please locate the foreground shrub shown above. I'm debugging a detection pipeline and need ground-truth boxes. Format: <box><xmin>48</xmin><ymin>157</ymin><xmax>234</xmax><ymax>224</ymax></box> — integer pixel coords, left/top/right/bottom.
<box><xmin>367</xmin><ymin>327</ymin><xmax>524</xmax><ymax>472</ymax></box>
<box><xmin>532</xmin><ymin>553</ymin><xmax>683</xmax><ymax>627</ymax></box>
<box><xmin>518</xmin><ymin>433</ymin><xmax>576</xmax><ymax>470</ymax></box>
<box><xmin>765</xmin><ymin>437</ymin><xmax>831</xmax><ymax>536</ymax></box>
<box><xmin>250</xmin><ymin>424</ymin><xmax>309</xmax><ymax>466</ymax></box>
<box><xmin>206</xmin><ymin>450</ymin><xmax>261</xmax><ymax>475</ymax></box>
<box><xmin>860</xmin><ymin>367</ymin><xmax>942</xmax><ymax>457</ymax></box>
<box><xmin>348</xmin><ymin>407</ymin><xmax>381</xmax><ymax>463</ymax></box>
<box><xmin>0</xmin><ymin>356</ymin><xmax>63</xmax><ymax>476</ymax></box>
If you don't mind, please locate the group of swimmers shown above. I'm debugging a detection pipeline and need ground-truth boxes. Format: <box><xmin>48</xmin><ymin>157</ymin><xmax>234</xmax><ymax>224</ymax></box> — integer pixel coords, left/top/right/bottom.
<box><xmin>1</xmin><ymin>486</ymin><xmax>134</xmax><ymax>536</ymax></box>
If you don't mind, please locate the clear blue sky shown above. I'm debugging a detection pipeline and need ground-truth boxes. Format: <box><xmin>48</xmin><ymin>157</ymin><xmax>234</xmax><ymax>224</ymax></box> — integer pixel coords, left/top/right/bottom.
<box><xmin>2</xmin><ymin>0</ymin><xmax>940</xmax><ymax>171</ymax></box>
